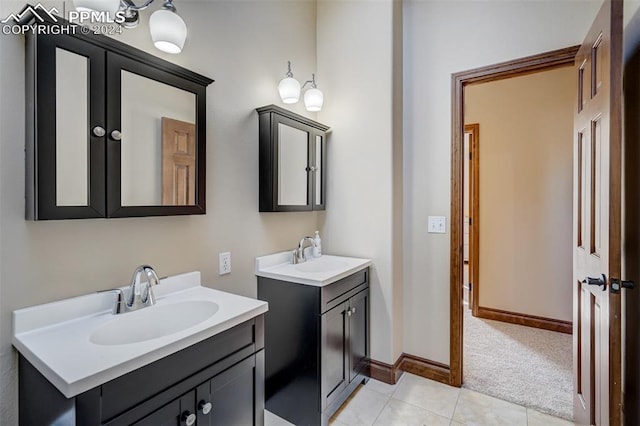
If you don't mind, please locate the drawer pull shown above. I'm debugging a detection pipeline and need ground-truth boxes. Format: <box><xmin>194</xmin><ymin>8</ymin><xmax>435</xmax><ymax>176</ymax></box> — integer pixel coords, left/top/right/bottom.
<box><xmin>198</xmin><ymin>400</ymin><xmax>213</xmax><ymax>414</ymax></box>
<box><xmin>181</xmin><ymin>411</ymin><xmax>196</xmax><ymax>426</ymax></box>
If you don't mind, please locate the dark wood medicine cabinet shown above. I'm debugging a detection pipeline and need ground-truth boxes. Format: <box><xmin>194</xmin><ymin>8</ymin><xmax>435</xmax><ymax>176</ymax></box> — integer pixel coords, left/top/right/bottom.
<box><xmin>26</xmin><ymin>20</ymin><xmax>213</xmax><ymax>220</ymax></box>
<box><xmin>257</xmin><ymin>105</ymin><xmax>329</xmax><ymax>212</ymax></box>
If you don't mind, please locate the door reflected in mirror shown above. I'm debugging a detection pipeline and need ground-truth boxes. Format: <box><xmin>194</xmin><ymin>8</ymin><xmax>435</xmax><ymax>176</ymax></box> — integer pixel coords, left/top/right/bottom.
<box><xmin>120</xmin><ymin>70</ymin><xmax>196</xmax><ymax>206</ymax></box>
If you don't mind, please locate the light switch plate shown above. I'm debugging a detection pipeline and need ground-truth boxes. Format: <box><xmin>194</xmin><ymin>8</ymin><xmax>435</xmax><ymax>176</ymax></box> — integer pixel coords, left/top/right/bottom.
<box><xmin>428</xmin><ymin>216</ymin><xmax>446</xmax><ymax>234</ymax></box>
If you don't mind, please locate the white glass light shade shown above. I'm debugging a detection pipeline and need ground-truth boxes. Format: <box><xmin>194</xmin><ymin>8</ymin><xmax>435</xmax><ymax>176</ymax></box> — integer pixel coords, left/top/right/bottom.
<box><xmin>278</xmin><ymin>77</ymin><xmax>301</xmax><ymax>104</ymax></box>
<box><xmin>149</xmin><ymin>8</ymin><xmax>187</xmax><ymax>54</ymax></box>
<box><xmin>73</xmin><ymin>0</ymin><xmax>120</xmax><ymax>18</ymax></box>
<box><xmin>304</xmin><ymin>88</ymin><xmax>324</xmax><ymax>112</ymax></box>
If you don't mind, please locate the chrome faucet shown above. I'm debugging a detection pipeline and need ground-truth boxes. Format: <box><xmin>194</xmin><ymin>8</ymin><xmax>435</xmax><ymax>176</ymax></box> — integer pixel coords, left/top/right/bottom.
<box><xmin>100</xmin><ymin>265</ymin><xmax>160</xmax><ymax>314</ymax></box>
<box><xmin>293</xmin><ymin>237</ymin><xmax>317</xmax><ymax>264</ymax></box>
<box><xmin>125</xmin><ymin>265</ymin><xmax>160</xmax><ymax>311</ymax></box>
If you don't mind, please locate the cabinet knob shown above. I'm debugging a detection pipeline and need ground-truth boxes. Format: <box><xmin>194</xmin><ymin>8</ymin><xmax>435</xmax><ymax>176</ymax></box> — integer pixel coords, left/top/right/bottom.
<box><xmin>110</xmin><ymin>130</ymin><xmax>123</xmax><ymax>141</ymax></box>
<box><xmin>346</xmin><ymin>308</ymin><xmax>352</xmax><ymax>317</ymax></box>
<box><xmin>198</xmin><ymin>400</ymin><xmax>213</xmax><ymax>414</ymax></box>
<box><xmin>181</xmin><ymin>411</ymin><xmax>196</xmax><ymax>426</ymax></box>
<box><xmin>92</xmin><ymin>126</ymin><xmax>106</xmax><ymax>137</ymax></box>
<box><xmin>351</xmin><ymin>307</ymin><xmax>357</xmax><ymax>315</ymax></box>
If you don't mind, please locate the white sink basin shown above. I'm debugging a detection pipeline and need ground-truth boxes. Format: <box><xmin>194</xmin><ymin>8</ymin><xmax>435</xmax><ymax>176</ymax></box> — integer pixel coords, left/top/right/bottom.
<box><xmin>256</xmin><ymin>253</ymin><xmax>372</xmax><ymax>287</ymax></box>
<box><xmin>90</xmin><ymin>300</ymin><xmax>219</xmax><ymax>346</ymax></box>
<box><xmin>13</xmin><ymin>271</ymin><xmax>269</xmax><ymax>398</ymax></box>
<box><xmin>295</xmin><ymin>259</ymin><xmax>348</xmax><ymax>273</ymax></box>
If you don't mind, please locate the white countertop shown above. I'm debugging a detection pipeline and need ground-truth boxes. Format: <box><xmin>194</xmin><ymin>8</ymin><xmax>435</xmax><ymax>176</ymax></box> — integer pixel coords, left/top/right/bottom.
<box><xmin>12</xmin><ymin>271</ymin><xmax>268</xmax><ymax>398</ymax></box>
<box><xmin>255</xmin><ymin>252</ymin><xmax>372</xmax><ymax>286</ymax></box>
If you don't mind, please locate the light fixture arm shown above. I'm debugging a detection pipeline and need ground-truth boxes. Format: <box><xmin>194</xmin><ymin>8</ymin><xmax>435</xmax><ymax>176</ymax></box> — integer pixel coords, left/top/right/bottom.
<box><xmin>73</xmin><ymin>0</ymin><xmax>187</xmax><ymax>53</ymax></box>
<box><xmin>301</xmin><ymin>73</ymin><xmax>318</xmax><ymax>90</ymax></box>
<box><xmin>120</xmin><ymin>0</ymin><xmax>159</xmax><ymax>12</ymax></box>
<box><xmin>285</xmin><ymin>61</ymin><xmax>294</xmax><ymax>78</ymax></box>
<box><xmin>119</xmin><ymin>0</ymin><xmax>179</xmax><ymax>31</ymax></box>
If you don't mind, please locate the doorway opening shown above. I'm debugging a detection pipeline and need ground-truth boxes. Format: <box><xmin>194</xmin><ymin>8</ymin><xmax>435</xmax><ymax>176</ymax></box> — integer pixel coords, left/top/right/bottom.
<box><xmin>450</xmin><ymin>46</ymin><xmax>579</xmax><ymax>418</ymax></box>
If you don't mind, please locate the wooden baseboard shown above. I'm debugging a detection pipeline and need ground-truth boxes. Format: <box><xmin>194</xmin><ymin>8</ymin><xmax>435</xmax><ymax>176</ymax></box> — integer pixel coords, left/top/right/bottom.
<box><xmin>369</xmin><ymin>353</ymin><xmax>451</xmax><ymax>386</ymax></box>
<box><xmin>398</xmin><ymin>353</ymin><xmax>450</xmax><ymax>385</ymax></box>
<box><xmin>369</xmin><ymin>358</ymin><xmax>403</xmax><ymax>384</ymax></box>
<box><xmin>476</xmin><ymin>306</ymin><xmax>572</xmax><ymax>334</ymax></box>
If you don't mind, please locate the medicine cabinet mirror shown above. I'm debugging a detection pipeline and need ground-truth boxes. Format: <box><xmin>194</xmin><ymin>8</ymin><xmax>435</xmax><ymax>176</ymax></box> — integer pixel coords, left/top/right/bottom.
<box><xmin>26</xmin><ymin>23</ymin><xmax>213</xmax><ymax>220</ymax></box>
<box><xmin>257</xmin><ymin>105</ymin><xmax>328</xmax><ymax>212</ymax></box>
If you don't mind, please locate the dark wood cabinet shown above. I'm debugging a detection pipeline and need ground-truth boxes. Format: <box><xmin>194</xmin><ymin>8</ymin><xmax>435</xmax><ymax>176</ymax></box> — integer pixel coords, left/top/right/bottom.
<box><xmin>19</xmin><ymin>317</ymin><xmax>264</xmax><ymax>426</ymax></box>
<box><xmin>258</xmin><ymin>269</ymin><xmax>370</xmax><ymax>426</ymax></box>
<box><xmin>132</xmin><ymin>393</ymin><xmax>188</xmax><ymax>426</ymax></box>
<box><xmin>256</xmin><ymin>105</ymin><xmax>329</xmax><ymax>212</ymax></box>
<box><xmin>26</xmin><ymin>23</ymin><xmax>213</xmax><ymax>220</ymax></box>
<box><xmin>132</xmin><ymin>354</ymin><xmax>259</xmax><ymax>426</ymax></box>
<box><xmin>349</xmin><ymin>289</ymin><xmax>369</xmax><ymax>381</ymax></box>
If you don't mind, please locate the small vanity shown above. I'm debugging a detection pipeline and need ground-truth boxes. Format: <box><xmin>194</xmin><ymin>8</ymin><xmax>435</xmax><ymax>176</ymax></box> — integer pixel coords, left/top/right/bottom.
<box><xmin>256</xmin><ymin>253</ymin><xmax>372</xmax><ymax>426</ymax></box>
<box><xmin>13</xmin><ymin>271</ymin><xmax>267</xmax><ymax>426</ymax></box>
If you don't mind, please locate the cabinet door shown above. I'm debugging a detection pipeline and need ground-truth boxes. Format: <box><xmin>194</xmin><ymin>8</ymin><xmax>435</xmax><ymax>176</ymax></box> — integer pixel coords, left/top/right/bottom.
<box><xmin>322</xmin><ymin>301</ymin><xmax>349</xmax><ymax>408</ymax></box>
<box><xmin>273</xmin><ymin>115</ymin><xmax>313</xmax><ymax>211</ymax></box>
<box><xmin>31</xmin><ymin>34</ymin><xmax>107</xmax><ymax>220</ymax></box>
<box><xmin>105</xmin><ymin>52</ymin><xmax>207</xmax><ymax>218</ymax></box>
<box><xmin>133</xmin><ymin>391</ymin><xmax>195</xmax><ymax>426</ymax></box>
<box><xmin>311</xmin><ymin>132</ymin><xmax>326</xmax><ymax>210</ymax></box>
<box><xmin>348</xmin><ymin>289</ymin><xmax>370</xmax><ymax>382</ymax></box>
<box><xmin>207</xmin><ymin>355</ymin><xmax>258</xmax><ymax>426</ymax></box>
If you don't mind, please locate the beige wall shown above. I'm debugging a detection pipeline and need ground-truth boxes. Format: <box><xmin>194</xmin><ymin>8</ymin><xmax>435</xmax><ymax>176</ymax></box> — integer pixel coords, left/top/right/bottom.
<box><xmin>403</xmin><ymin>0</ymin><xmax>602</xmax><ymax>364</ymax></box>
<box><xmin>316</xmin><ymin>0</ymin><xmax>404</xmax><ymax>364</ymax></box>
<box><xmin>465</xmin><ymin>67</ymin><xmax>574</xmax><ymax>322</ymax></box>
<box><xmin>0</xmin><ymin>1</ymin><xmax>320</xmax><ymax>423</ymax></box>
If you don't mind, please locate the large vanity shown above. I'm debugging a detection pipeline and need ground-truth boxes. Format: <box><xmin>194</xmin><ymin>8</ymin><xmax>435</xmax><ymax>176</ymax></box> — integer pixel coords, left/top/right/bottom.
<box><xmin>13</xmin><ymin>272</ymin><xmax>268</xmax><ymax>426</ymax></box>
<box><xmin>256</xmin><ymin>253</ymin><xmax>372</xmax><ymax>426</ymax></box>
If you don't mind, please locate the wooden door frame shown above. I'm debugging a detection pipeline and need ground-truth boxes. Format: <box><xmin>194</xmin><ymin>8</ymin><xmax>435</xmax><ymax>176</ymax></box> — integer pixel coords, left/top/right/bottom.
<box><xmin>463</xmin><ymin>123</ymin><xmax>480</xmax><ymax>315</ymax></box>
<box><xmin>449</xmin><ymin>46</ymin><xmax>579</xmax><ymax>387</ymax></box>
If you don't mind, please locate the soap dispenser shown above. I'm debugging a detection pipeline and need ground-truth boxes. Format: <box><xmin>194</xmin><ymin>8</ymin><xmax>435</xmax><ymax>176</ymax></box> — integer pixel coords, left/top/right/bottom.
<box><xmin>313</xmin><ymin>231</ymin><xmax>322</xmax><ymax>257</ymax></box>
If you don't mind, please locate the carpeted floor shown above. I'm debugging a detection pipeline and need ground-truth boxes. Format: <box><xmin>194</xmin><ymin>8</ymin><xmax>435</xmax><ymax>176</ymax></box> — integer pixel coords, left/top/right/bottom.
<box><xmin>462</xmin><ymin>308</ymin><xmax>573</xmax><ymax>420</ymax></box>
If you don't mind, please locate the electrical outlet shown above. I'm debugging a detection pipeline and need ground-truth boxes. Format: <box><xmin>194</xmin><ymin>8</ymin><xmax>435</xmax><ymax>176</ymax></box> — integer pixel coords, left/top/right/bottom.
<box><xmin>428</xmin><ymin>216</ymin><xmax>446</xmax><ymax>234</ymax></box>
<box><xmin>219</xmin><ymin>252</ymin><xmax>231</xmax><ymax>275</ymax></box>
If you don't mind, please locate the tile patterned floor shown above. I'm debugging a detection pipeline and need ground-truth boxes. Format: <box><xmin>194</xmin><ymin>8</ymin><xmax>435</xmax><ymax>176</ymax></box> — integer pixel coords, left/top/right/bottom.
<box><xmin>265</xmin><ymin>372</ymin><xmax>575</xmax><ymax>426</ymax></box>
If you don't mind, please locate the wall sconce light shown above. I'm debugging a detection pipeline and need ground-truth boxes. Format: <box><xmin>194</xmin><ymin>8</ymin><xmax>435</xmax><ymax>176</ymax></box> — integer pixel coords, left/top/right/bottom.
<box><xmin>72</xmin><ymin>0</ymin><xmax>188</xmax><ymax>54</ymax></box>
<box><xmin>278</xmin><ymin>61</ymin><xmax>324</xmax><ymax>112</ymax></box>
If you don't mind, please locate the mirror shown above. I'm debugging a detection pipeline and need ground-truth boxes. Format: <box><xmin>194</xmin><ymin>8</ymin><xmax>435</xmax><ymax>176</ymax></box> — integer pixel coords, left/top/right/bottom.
<box><xmin>257</xmin><ymin>105</ymin><xmax>328</xmax><ymax>212</ymax></box>
<box><xmin>27</xmin><ymin>28</ymin><xmax>213</xmax><ymax>220</ymax></box>
<box><xmin>55</xmin><ymin>47</ymin><xmax>89</xmax><ymax>207</ymax></box>
<box><xmin>278</xmin><ymin>123</ymin><xmax>308</xmax><ymax>206</ymax></box>
<box><xmin>120</xmin><ymin>70</ymin><xmax>196</xmax><ymax>206</ymax></box>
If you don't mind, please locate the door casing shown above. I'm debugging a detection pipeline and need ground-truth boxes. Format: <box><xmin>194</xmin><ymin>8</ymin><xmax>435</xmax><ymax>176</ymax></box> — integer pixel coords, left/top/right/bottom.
<box><xmin>449</xmin><ymin>46</ymin><xmax>579</xmax><ymax>387</ymax></box>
